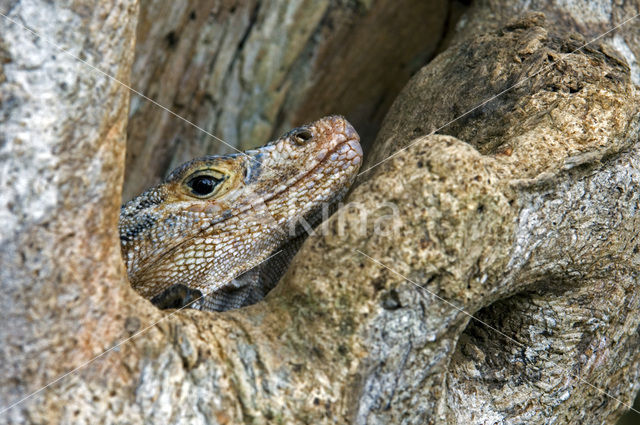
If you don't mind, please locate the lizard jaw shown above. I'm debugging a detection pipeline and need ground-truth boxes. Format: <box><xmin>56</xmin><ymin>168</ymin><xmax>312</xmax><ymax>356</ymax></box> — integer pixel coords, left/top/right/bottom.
<box><xmin>120</xmin><ymin>116</ymin><xmax>362</xmax><ymax>306</ymax></box>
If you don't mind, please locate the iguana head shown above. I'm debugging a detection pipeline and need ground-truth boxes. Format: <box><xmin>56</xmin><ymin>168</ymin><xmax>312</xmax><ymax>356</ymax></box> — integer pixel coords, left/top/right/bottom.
<box><xmin>119</xmin><ymin>116</ymin><xmax>362</xmax><ymax>302</ymax></box>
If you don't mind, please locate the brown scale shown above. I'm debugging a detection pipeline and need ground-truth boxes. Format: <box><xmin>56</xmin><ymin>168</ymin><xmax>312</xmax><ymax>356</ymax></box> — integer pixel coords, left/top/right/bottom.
<box><xmin>119</xmin><ymin>116</ymin><xmax>362</xmax><ymax>312</ymax></box>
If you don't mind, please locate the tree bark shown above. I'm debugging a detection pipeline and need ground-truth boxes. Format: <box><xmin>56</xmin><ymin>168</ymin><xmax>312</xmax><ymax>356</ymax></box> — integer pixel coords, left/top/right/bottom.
<box><xmin>1</xmin><ymin>1</ymin><xmax>640</xmax><ymax>425</ymax></box>
<box><xmin>0</xmin><ymin>0</ymin><xmax>143</xmax><ymax>423</ymax></box>
<box><xmin>123</xmin><ymin>0</ymin><xmax>451</xmax><ymax>200</ymax></box>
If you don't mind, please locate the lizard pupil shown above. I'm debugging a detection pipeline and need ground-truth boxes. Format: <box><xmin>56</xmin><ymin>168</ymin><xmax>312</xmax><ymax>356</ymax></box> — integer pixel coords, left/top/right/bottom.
<box><xmin>187</xmin><ymin>175</ymin><xmax>222</xmax><ymax>196</ymax></box>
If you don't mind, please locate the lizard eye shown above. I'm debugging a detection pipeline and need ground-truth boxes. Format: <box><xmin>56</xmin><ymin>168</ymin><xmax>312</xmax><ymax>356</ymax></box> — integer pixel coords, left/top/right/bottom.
<box><xmin>185</xmin><ymin>173</ymin><xmax>226</xmax><ymax>198</ymax></box>
<box><xmin>292</xmin><ymin>129</ymin><xmax>313</xmax><ymax>145</ymax></box>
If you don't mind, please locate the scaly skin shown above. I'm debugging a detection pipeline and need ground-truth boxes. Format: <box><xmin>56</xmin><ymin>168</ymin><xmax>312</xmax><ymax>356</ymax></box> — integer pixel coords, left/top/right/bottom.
<box><xmin>119</xmin><ymin>116</ymin><xmax>362</xmax><ymax>311</ymax></box>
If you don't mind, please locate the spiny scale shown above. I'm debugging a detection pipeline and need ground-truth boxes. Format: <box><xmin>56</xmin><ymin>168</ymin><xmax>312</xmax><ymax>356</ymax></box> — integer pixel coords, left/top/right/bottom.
<box><xmin>119</xmin><ymin>116</ymin><xmax>362</xmax><ymax>312</ymax></box>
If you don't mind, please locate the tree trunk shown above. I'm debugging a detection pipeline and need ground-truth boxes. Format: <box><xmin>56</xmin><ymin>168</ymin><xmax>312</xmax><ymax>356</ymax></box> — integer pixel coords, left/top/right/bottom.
<box><xmin>123</xmin><ymin>0</ymin><xmax>450</xmax><ymax>200</ymax></box>
<box><xmin>1</xmin><ymin>1</ymin><xmax>640</xmax><ymax>424</ymax></box>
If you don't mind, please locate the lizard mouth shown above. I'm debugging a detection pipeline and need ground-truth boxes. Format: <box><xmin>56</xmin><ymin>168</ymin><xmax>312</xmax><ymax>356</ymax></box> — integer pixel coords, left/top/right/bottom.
<box><xmin>196</xmin><ymin>117</ymin><xmax>362</xmax><ymax>226</ymax></box>
<box><xmin>258</xmin><ymin>117</ymin><xmax>362</xmax><ymax>208</ymax></box>
<box><xmin>275</xmin><ymin>121</ymin><xmax>362</xmax><ymax>233</ymax></box>
<box><xmin>127</xmin><ymin>118</ymin><xmax>362</xmax><ymax>296</ymax></box>
<box><xmin>342</xmin><ymin>122</ymin><xmax>364</xmax><ymax>157</ymax></box>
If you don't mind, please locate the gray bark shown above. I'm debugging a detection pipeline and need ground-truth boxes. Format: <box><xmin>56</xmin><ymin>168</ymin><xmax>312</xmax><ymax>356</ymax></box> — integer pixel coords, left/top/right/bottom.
<box><xmin>0</xmin><ymin>0</ymin><xmax>140</xmax><ymax>423</ymax></box>
<box><xmin>123</xmin><ymin>0</ymin><xmax>450</xmax><ymax>201</ymax></box>
<box><xmin>1</xmin><ymin>1</ymin><xmax>639</xmax><ymax>425</ymax></box>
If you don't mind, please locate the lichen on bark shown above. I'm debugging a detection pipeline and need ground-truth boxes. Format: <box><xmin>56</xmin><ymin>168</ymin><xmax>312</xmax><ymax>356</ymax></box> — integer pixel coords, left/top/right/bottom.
<box><xmin>1</xmin><ymin>1</ymin><xmax>640</xmax><ymax>424</ymax></box>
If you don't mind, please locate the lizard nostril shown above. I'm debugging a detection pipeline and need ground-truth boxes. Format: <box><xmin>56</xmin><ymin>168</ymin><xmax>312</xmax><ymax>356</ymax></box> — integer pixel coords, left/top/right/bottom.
<box><xmin>292</xmin><ymin>129</ymin><xmax>313</xmax><ymax>145</ymax></box>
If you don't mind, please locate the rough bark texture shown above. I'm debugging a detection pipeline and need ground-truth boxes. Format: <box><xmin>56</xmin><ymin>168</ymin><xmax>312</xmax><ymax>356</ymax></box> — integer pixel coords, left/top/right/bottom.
<box><xmin>123</xmin><ymin>0</ymin><xmax>451</xmax><ymax>200</ymax></box>
<box><xmin>0</xmin><ymin>0</ymin><xmax>143</xmax><ymax>423</ymax></box>
<box><xmin>1</xmin><ymin>1</ymin><xmax>640</xmax><ymax>425</ymax></box>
